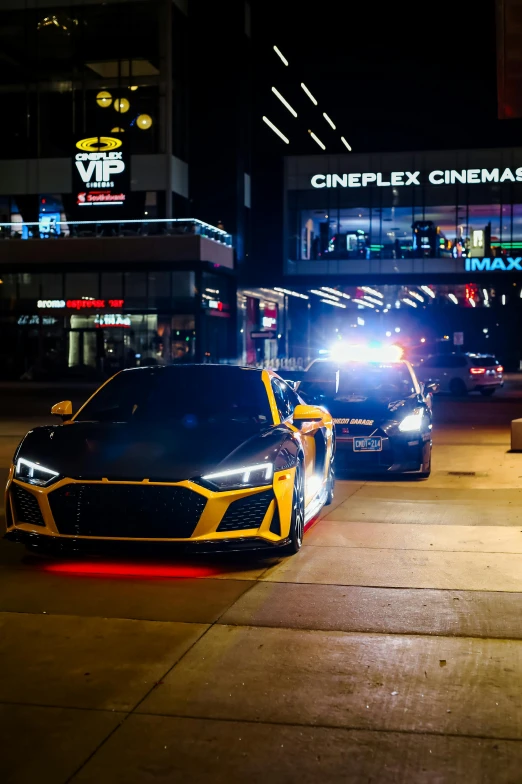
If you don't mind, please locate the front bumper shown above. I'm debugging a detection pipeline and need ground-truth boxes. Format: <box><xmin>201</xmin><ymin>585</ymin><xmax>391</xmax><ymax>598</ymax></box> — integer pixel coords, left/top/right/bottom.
<box><xmin>4</xmin><ymin>466</ymin><xmax>296</xmax><ymax>549</ymax></box>
<box><xmin>335</xmin><ymin>432</ymin><xmax>430</xmax><ymax>473</ymax></box>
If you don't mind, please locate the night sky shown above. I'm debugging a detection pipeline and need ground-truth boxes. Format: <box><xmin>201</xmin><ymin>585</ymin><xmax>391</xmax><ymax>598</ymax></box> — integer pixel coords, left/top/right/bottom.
<box><xmin>252</xmin><ymin>0</ymin><xmax>521</xmax><ymax>157</ymax></box>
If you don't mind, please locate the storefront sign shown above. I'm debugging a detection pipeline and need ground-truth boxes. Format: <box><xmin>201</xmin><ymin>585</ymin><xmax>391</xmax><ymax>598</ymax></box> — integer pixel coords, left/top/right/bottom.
<box><xmin>73</xmin><ymin>136</ymin><xmax>129</xmax><ymax>207</ymax></box>
<box><xmin>37</xmin><ymin>299</ymin><xmax>66</xmax><ymax>309</ymax></box>
<box><xmin>94</xmin><ymin>313</ymin><xmax>131</xmax><ymax>327</ymax></box>
<box><xmin>37</xmin><ymin>299</ymin><xmax>125</xmax><ymax>309</ymax></box>
<box><xmin>465</xmin><ymin>257</ymin><xmax>522</xmax><ymax>271</ymax></box>
<box><xmin>311</xmin><ymin>167</ymin><xmax>522</xmax><ymax>189</ymax></box>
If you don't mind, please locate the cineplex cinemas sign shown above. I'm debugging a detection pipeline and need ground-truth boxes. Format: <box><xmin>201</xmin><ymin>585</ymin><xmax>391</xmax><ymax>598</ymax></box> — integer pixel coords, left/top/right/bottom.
<box><xmin>311</xmin><ymin>167</ymin><xmax>522</xmax><ymax>189</ymax></box>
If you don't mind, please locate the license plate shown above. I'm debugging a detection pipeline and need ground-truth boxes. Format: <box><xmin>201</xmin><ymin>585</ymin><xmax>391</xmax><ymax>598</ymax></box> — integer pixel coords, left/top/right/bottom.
<box><xmin>353</xmin><ymin>437</ymin><xmax>382</xmax><ymax>452</ymax></box>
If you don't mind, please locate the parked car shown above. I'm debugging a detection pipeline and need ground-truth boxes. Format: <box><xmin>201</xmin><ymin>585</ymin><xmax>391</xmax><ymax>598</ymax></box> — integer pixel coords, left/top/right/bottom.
<box><xmin>415</xmin><ymin>353</ymin><xmax>503</xmax><ymax>396</ymax></box>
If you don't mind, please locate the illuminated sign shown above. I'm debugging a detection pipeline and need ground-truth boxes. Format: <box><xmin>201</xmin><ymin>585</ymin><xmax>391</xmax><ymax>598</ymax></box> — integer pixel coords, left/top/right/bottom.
<box><xmin>37</xmin><ymin>299</ymin><xmax>66</xmax><ymax>308</ymax></box>
<box><xmin>94</xmin><ymin>313</ymin><xmax>131</xmax><ymax>327</ymax></box>
<box><xmin>311</xmin><ymin>167</ymin><xmax>522</xmax><ymax>189</ymax></box>
<box><xmin>37</xmin><ymin>299</ymin><xmax>125</xmax><ymax>309</ymax></box>
<box><xmin>73</xmin><ymin>135</ymin><xmax>128</xmax><ymax>207</ymax></box>
<box><xmin>465</xmin><ymin>257</ymin><xmax>522</xmax><ymax>271</ymax></box>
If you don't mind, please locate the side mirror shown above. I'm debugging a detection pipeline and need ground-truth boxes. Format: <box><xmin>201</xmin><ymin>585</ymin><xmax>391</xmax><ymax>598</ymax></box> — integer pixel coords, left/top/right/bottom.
<box><xmin>51</xmin><ymin>400</ymin><xmax>73</xmax><ymax>421</ymax></box>
<box><xmin>293</xmin><ymin>404</ymin><xmax>324</xmax><ymax>430</ymax></box>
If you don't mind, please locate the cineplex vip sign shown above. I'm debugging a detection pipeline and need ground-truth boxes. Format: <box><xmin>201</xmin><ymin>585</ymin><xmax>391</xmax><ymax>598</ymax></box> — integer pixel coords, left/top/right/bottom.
<box><xmin>73</xmin><ymin>135</ymin><xmax>129</xmax><ymax>207</ymax></box>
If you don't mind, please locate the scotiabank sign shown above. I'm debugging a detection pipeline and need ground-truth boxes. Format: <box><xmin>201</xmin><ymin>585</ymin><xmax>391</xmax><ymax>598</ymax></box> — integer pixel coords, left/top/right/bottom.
<box><xmin>311</xmin><ymin>167</ymin><xmax>522</xmax><ymax>189</ymax></box>
<box><xmin>465</xmin><ymin>257</ymin><xmax>522</xmax><ymax>271</ymax></box>
<box><xmin>73</xmin><ymin>136</ymin><xmax>128</xmax><ymax>207</ymax></box>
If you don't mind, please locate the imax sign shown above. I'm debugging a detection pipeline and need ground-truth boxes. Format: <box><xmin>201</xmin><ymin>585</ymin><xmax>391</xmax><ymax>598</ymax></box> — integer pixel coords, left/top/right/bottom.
<box><xmin>465</xmin><ymin>257</ymin><xmax>522</xmax><ymax>271</ymax></box>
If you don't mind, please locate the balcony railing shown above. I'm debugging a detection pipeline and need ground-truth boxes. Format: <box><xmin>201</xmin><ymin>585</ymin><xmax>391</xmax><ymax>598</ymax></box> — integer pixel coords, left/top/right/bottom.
<box><xmin>0</xmin><ymin>218</ymin><xmax>232</xmax><ymax>246</ymax></box>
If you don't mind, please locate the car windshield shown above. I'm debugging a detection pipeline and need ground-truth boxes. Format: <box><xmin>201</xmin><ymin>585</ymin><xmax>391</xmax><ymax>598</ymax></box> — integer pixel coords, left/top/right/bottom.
<box><xmin>74</xmin><ymin>366</ymin><xmax>272</xmax><ymax>425</ymax></box>
<box><xmin>468</xmin><ymin>356</ymin><xmax>498</xmax><ymax>368</ymax></box>
<box><xmin>300</xmin><ymin>361</ymin><xmax>415</xmax><ymax>401</ymax></box>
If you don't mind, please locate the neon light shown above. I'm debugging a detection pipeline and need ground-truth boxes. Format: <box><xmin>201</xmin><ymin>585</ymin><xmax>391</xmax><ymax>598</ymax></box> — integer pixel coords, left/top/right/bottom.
<box><xmin>323</xmin><ymin>112</ymin><xmax>336</xmax><ymax>129</ymax></box>
<box><xmin>272</xmin><ymin>87</ymin><xmax>297</xmax><ymax>117</ymax></box>
<box><xmin>262</xmin><ymin>116</ymin><xmax>289</xmax><ymax>144</ymax></box>
<box><xmin>301</xmin><ymin>83</ymin><xmax>318</xmax><ymax>105</ymax></box>
<box><xmin>341</xmin><ymin>137</ymin><xmax>352</xmax><ymax>151</ymax></box>
<box><xmin>308</xmin><ymin>130</ymin><xmax>325</xmax><ymax>150</ymax></box>
<box><xmin>320</xmin><ymin>298</ymin><xmax>346</xmax><ymax>308</ymax></box>
<box><xmin>273</xmin><ymin>46</ymin><xmax>289</xmax><ymax>66</ymax></box>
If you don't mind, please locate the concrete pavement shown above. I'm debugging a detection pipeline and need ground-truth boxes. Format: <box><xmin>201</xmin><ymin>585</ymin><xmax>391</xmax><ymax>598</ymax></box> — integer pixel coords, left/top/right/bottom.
<box><xmin>2</xmin><ymin>391</ymin><xmax>522</xmax><ymax>781</ymax></box>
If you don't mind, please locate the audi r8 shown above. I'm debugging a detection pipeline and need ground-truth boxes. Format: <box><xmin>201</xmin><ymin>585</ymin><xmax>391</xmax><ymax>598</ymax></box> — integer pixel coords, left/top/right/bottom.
<box><xmin>4</xmin><ymin>365</ymin><xmax>335</xmax><ymax>555</ymax></box>
<box><xmin>297</xmin><ymin>349</ymin><xmax>434</xmax><ymax>477</ymax></box>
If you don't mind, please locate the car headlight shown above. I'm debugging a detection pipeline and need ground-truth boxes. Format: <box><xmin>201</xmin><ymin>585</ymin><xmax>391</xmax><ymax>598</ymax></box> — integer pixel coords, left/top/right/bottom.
<box><xmin>15</xmin><ymin>457</ymin><xmax>60</xmax><ymax>487</ymax></box>
<box><xmin>198</xmin><ymin>462</ymin><xmax>273</xmax><ymax>491</ymax></box>
<box><xmin>399</xmin><ymin>408</ymin><xmax>424</xmax><ymax>432</ymax></box>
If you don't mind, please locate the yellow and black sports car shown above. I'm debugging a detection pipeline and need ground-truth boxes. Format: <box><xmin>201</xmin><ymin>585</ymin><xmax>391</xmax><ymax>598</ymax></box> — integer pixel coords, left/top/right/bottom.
<box><xmin>5</xmin><ymin>365</ymin><xmax>335</xmax><ymax>556</ymax></box>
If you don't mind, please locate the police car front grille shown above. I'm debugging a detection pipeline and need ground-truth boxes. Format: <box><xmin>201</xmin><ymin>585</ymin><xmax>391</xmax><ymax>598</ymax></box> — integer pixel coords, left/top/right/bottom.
<box><xmin>49</xmin><ymin>483</ymin><xmax>207</xmax><ymax>538</ymax></box>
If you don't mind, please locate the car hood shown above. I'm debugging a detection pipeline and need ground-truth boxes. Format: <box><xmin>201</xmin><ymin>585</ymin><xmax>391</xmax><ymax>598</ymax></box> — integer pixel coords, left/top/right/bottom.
<box><xmin>16</xmin><ymin>420</ymin><xmax>274</xmax><ymax>482</ymax></box>
<box><xmin>326</xmin><ymin>395</ymin><xmax>413</xmax><ymax>425</ymax></box>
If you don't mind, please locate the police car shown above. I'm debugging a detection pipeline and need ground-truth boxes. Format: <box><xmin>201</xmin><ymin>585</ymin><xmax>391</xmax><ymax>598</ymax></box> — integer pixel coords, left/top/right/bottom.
<box><xmin>297</xmin><ymin>346</ymin><xmax>435</xmax><ymax>477</ymax></box>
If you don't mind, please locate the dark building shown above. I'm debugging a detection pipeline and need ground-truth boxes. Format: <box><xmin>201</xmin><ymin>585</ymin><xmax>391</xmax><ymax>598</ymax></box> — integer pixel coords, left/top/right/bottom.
<box><xmin>0</xmin><ymin>0</ymin><xmax>251</xmax><ymax>379</ymax></box>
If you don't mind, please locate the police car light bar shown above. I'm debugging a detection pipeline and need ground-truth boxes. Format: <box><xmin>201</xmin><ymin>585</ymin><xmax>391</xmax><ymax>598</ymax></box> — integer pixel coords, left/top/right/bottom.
<box><xmin>330</xmin><ymin>343</ymin><xmax>404</xmax><ymax>363</ymax></box>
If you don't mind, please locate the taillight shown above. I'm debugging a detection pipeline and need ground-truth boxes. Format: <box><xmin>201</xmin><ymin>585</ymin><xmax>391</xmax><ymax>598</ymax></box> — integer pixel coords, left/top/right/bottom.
<box><xmin>496</xmin><ymin>365</ymin><xmax>504</xmax><ymax>373</ymax></box>
<box><xmin>469</xmin><ymin>367</ymin><xmax>486</xmax><ymax>375</ymax></box>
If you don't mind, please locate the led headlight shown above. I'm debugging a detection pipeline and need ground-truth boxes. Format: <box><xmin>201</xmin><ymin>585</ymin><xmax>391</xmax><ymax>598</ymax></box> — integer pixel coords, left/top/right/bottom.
<box><xmin>398</xmin><ymin>408</ymin><xmax>424</xmax><ymax>432</ymax></box>
<box><xmin>199</xmin><ymin>462</ymin><xmax>273</xmax><ymax>491</ymax></box>
<box><xmin>15</xmin><ymin>457</ymin><xmax>59</xmax><ymax>487</ymax></box>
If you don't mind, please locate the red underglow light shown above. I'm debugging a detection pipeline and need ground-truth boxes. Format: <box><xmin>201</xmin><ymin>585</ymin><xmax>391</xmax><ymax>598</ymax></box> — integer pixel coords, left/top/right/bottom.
<box><xmin>304</xmin><ymin>514</ymin><xmax>320</xmax><ymax>534</ymax></box>
<box><xmin>43</xmin><ymin>560</ymin><xmax>223</xmax><ymax>579</ymax></box>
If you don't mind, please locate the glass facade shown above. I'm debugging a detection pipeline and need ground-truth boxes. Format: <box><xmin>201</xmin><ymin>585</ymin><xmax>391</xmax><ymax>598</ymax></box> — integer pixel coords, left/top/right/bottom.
<box><xmin>0</xmin><ymin>269</ymin><xmax>234</xmax><ymax>379</ymax></box>
<box><xmin>0</xmin><ymin>1</ymin><xmax>187</xmax><ymax>160</ymax></box>
<box><xmin>285</xmin><ymin>148</ymin><xmax>522</xmax><ymax>273</ymax></box>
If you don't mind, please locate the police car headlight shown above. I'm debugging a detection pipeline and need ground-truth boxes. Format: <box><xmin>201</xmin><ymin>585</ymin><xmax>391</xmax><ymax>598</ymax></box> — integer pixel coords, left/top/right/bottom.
<box><xmin>399</xmin><ymin>408</ymin><xmax>424</xmax><ymax>432</ymax></box>
<box><xmin>15</xmin><ymin>457</ymin><xmax>60</xmax><ymax>486</ymax></box>
<box><xmin>197</xmin><ymin>463</ymin><xmax>273</xmax><ymax>491</ymax></box>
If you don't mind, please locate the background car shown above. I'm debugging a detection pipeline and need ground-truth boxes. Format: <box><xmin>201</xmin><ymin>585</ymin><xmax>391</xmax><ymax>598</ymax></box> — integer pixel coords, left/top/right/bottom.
<box><xmin>415</xmin><ymin>353</ymin><xmax>503</xmax><ymax>396</ymax></box>
<box><xmin>297</xmin><ymin>352</ymin><xmax>433</xmax><ymax>477</ymax></box>
<box><xmin>5</xmin><ymin>365</ymin><xmax>335</xmax><ymax>556</ymax></box>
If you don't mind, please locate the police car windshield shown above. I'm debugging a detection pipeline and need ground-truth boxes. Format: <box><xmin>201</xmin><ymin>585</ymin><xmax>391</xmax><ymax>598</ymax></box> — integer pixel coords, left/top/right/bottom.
<box><xmin>300</xmin><ymin>361</ymin><xmax>415</xmax><ymax>401</ymax></box>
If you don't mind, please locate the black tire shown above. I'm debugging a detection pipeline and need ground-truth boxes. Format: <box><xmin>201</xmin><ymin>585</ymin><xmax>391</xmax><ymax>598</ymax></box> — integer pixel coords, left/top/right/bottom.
<box><xmin>325</xmin><ymin>455</ymin><xmax>335</xmax><ymax>505</ymax></box>
<box><xmin>480</xmin><ymin>387</ymin><xmax>495</xmax><ymax>397</ymax></box>
<box><xmin>285</xmin><ymin>461</ymin><xmax>305</xmax><ymax>555</ymax></box>
<box><xmin>449</xmin><ymin>378</ymin><xmax>467</xmax><ymax>396</ymax></box>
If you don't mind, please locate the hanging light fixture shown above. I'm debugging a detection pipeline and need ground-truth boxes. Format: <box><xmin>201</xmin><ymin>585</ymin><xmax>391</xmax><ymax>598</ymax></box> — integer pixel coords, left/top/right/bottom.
<box><xmin>114</xmin><ymin>97</ymin><xmax>130</xmax><ymax>113</ymax></box>
<box><xmin>136</xmin><ymin>114</ymin><xmax>153</xmax><ymax>130</ymax></box>
<box><xmin>96</xmin><ymin>90</ymin><xmax>112</xmax><ymax>108</ymax></box>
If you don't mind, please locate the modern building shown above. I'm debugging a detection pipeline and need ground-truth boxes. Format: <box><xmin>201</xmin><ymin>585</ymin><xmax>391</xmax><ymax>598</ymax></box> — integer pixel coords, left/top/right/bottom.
<box><xmin>239</xmin><ymin>147</ymin><xmax>522</xmax><ymax>368</ymax></box>
<box><xmin>0</xmin><ymin>0</ymin><xmax>251</xmax><ymax>378</ymax></box>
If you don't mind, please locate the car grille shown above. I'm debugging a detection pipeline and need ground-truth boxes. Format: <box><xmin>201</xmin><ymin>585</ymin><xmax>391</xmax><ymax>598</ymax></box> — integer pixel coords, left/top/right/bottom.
<box><xmin>11</xmin><ymin>484</ymin><xmax>45</xmax><ymax>526</ymax></box>
<box><xmin>49</xmin><ymin>483</ymin><xmax>207</xmax><ymax>539</ymax></box>
<box><xmin>217</xmin><ymin>490</ymin><xmax>274</xmax><ymax>532</ymax></box>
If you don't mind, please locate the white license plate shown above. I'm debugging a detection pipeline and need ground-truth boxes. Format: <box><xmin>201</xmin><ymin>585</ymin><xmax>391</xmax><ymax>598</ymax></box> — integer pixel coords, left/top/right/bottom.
<box><xmin>353</xmin><ymin>437</ymin><xmax>382</xmax><ymax>452</ymax></box>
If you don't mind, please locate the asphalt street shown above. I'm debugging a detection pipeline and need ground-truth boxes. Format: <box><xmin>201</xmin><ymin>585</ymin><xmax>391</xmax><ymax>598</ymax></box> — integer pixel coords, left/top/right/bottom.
<box><xmin>2</xmin><ymin>380</ymin><xmax>522</xmax><ymax>782</ymax></box>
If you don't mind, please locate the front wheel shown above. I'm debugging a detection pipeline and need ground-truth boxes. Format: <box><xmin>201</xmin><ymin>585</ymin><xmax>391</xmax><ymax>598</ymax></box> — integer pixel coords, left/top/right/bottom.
<box><xmin>480</xmin><ymin>387</ymin><xmax>496</xmax><ymax>397</ymax></box>
<box><xmin>285</xmin><ymin>462</ymin><xmax>305</xmax><ymax>555</ymax></box>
